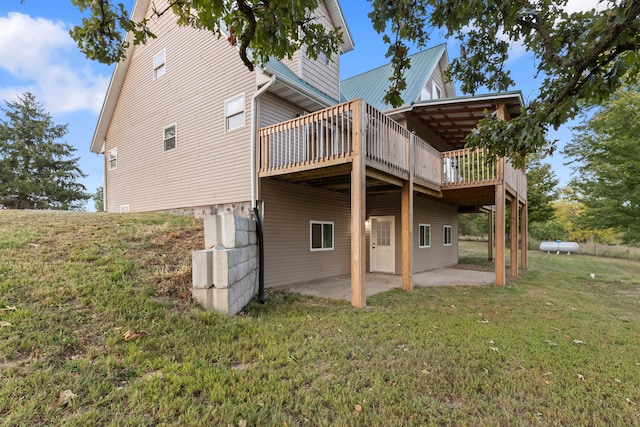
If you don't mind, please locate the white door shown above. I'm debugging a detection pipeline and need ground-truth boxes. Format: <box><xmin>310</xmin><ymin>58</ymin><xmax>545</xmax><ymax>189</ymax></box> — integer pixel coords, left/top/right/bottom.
<box><xmin>370</xmin><ymin>216</ymin><xmax>395</xmax><ymax>273</ymax></box>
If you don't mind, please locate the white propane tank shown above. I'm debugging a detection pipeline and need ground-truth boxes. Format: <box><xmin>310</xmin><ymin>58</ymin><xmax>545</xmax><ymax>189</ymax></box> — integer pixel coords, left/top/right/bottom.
<box><xmin>539</xmin><ymin>241</ymin><xmax>580</xmax><ymax>254</ymax></box>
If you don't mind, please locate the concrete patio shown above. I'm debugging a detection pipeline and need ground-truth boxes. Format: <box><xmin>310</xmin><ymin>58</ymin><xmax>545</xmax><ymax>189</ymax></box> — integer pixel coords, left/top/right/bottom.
<box><xmin>274</xmin><ymin>267</ymin><xmax>495</xmax><ymax>302</ymax></box>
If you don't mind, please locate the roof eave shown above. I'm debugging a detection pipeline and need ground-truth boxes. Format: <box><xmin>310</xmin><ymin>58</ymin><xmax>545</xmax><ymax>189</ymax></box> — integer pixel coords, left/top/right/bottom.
<box><xmin>90</xmin><ymin>0</ymin><xmax>151</xmax><ymax>154</ymax></box>
<box><xmin>328</xmin><ymin>0</ymin><xmax>354</xmax><ymax>53</ymax></box>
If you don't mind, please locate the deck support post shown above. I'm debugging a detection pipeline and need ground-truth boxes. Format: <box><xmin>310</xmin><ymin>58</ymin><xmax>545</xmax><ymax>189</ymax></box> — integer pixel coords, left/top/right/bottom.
<box><xmin>401</xmin><ymin>134</ymin><xmax>414</xmax><ymax>291</ymax></box>
<box><xmin>520</xmin><ymin>202</ymin><xmax>528</xmax><ymax>270</ymax></box>
<box><xmin>510</xmin><ymin>195</ymin><xmax>518</xmax><ymax>278</ymax></box>
<box><xmin>487</xmin><ymin>208</ymin><xmax>494</xmax><ymax>262</ymax></box>
<box><xmin>495</xmin><ymin>182</ymin><xmax>506</xmax><ymax>286</ymax></box>
<box><xmin>351</xmin><ymin>101</ymin><xmax>366</xmax><ymax>308</ymax></box>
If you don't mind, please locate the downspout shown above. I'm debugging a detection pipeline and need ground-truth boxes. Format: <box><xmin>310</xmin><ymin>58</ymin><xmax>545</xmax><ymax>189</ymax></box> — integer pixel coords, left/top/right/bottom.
<box><xmin>251</xmin><ymin>74</ymin><xmax>275</xmax><ymax>304</ymax></box>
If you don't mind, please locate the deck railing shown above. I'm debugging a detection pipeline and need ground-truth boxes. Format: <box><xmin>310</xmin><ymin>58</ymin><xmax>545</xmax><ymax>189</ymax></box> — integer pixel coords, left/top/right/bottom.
<box><xmin>258</xmin><ymin>99</ymin><xmax>526</xmax><ymax>197</ymax></box>
<box><xmin>363</xmin><ymin>104</ymin><xmax>409</xmax><ymax>176</ymax></box>
<box><xmin>441</xmin><ymin>148</ymin><xmax>498</xmax><ymax>186</ymax></box>
<box><xmin>259</xmin><ymin>101</ymin><xmax>356</xmax><ymax>174</ymax></box>
<box><xmin>414</xmin><ymin>137</ymin><xmax>442</xmax><ymax>185</ymax></box>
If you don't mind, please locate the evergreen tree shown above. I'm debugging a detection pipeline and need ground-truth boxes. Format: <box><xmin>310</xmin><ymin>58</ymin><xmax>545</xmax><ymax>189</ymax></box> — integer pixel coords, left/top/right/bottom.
<box><xmin>0</xmin><ymin>93</ymin><xmax>90</xmax><ymax>210</ymax></box>
<box><xmin>93</xmin><ymin>186</ymin><xmax>104</xmax><ymax>212</ymax></box>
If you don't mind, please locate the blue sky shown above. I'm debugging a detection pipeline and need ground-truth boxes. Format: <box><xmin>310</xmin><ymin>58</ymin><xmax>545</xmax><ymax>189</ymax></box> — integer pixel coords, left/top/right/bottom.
<box><xmin>0</xmin><ymin>0</ymin><xmax>600</xmax><ymax>209</ymax></box>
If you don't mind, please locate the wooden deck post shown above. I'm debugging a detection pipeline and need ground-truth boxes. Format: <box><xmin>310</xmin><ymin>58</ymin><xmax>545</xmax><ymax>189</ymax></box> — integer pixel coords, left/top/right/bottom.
<box><xmin>510</xmin><ymin>195</ymin><xmax>518</xmax><ymax>278</ymax></box>
<box><xmin>520</xmin><ymin>202</ymin><xmax>528</xmax><ymax>270</ymax></box>
<box><xmin>495</xmin><ymin>159</ymin><xmax>506</xmax><ymax>286</ymax></box>
<box><xmin>401</xmin><ymin>134</ymin><xmax>414</xmax><ymax>291</ymax></box>
<box><xmin>487</xmin><ymin>208</ymin><xmax>494</xmax><ymax>262</ymax></box>
<box><xmin>351</xmin><ymin>100</ymin><xmax>366</xmax><ymax>308</ymax></box>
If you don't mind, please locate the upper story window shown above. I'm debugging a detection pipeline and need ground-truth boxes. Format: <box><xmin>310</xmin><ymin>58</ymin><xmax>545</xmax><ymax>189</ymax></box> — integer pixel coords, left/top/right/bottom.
<box><xmin>108</xmin><ymin>148</ymin><xmax>117</xmax><ymax>170</ymax></box>
<box><xmin>432</xmin><ymin>81</ymin><xmax>442</xmax><ymax>99</ymax></box>
<box><xmin>225</xmin><ymin>94</ymin><xmax>245</xmax><ymax>131</ymax></box>
<box><xmin>153</xmin><ymin>49</ymin><xmax>166</xmax><ymax>79</ymax></box>
<box><xmin>163</xmin><ymin>124</ymin><xmax>176</xmax><ymax>152</ymax></box>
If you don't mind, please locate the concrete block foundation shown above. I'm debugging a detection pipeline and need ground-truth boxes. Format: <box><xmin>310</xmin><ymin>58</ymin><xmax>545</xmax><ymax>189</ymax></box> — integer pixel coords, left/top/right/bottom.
<box><xmin>192</xmin><ymin>212</ymin><xmax>259</xmax><ymax>315</ymax></box>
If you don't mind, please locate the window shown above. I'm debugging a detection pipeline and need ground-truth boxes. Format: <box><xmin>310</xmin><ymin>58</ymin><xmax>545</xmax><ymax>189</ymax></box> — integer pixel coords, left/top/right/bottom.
<box><xmin>120</xmin><ymin>204</ymin><xmax>130</xmax><ymax>213</ymax></box>
<box><xmin>225</xmin><ymin>94</ymin><xmax>245</xmax><ymax>131</ymax></box>
<box><xmin>443</xmin><ymin>225</ymin><xmax>453</xmax><ymax>246</ymax></box>
<box><xmin>310</xmin><ymin>221</ymin><xmax>334</xmax><ymax>251</ymax></box>
<box><xmin>108</xmin><ymin>148</ymin><xmax>117</xmax><ymax>170</ymax></box>
<box><xmin>432</xmin><ymin>81</ymin><xmax>442</xmax><ymax>99</ymax></box>
<box><xmin>153</xmin><ymin>50</ymin><xmax>166</xmax><ymax>79</ymax></box>
<box><xmin>419</xmin><ymin>224</ymin><xmax>431</xmax><ymax>248</ymax></box>
<box><xmin>163</xmin><ymin>124</ymin><xmax>176</xmax><ymax>152</ymax></box>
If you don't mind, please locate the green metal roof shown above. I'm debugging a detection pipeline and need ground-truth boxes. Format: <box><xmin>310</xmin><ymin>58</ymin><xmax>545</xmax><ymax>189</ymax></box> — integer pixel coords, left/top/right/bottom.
<box><xmin>340</xmin><ymin>44</ymin><xmax>447</xmax><ymax>111</ymax></box>
<box><xmin>265</xmin><ymin>59</ymin><xmax>339</xmax><ymax>106</ymax></box>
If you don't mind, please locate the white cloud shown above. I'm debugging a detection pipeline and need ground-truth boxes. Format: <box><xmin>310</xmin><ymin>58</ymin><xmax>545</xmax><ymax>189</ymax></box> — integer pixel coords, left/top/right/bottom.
<box><xmin>0</xmin><ymin>12</ymin><xmax>109</xmax><ymax>115</ymax></box>
<box><xmin>565</xmin><ymin>0</ymin><xmax>607</xmax><ymax>13</ymax></box>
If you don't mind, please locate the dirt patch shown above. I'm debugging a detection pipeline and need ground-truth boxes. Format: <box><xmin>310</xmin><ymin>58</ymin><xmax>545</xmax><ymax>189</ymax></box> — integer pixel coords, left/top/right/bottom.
<box><xmin>138</xmin><ymin>225</ymin><xmax>204</xmax><ymax>300</ymax></box>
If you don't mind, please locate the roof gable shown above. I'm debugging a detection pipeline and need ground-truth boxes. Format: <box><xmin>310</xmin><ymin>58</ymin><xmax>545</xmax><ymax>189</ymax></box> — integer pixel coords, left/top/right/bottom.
<box><xmin>91</xmin><ymin>0</ymin><xmax>353</xmax><ymax>153</ymax></box>
<box><xmin>340</xmin><ymin>44</ymin><xmax>448</xmax><ymax>111</ymax></box>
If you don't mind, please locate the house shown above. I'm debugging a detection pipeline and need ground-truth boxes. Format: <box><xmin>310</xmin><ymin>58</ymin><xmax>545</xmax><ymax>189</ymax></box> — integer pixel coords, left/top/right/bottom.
<box><xmin>91</xmin><ymin>0</ymin><xmax>528</xmax><ymax>309</ymax></box>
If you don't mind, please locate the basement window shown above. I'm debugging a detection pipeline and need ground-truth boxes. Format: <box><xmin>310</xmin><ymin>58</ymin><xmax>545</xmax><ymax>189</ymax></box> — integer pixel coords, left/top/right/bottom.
<box><xmin>419</xmin><ymin>224</ymin><xmax>431</xmax><ymax>248</ymax></box>
<box><xmin>444</xmin><ymin>225</ymin><xmax>453</xmax><ymax>246</ymax></box>
<box><xmin>310</xmin><ymin>221</ymin><xmax>334</xmax><ymax>251</ymax></box>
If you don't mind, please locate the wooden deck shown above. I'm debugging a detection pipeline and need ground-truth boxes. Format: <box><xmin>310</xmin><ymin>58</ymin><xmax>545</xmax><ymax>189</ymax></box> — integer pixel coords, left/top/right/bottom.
<box><xmin>258</xmin><ymin>99</ymin><xmax>528</xmax><ymax>307</ymax></box>
<box><xmin>258</xmin><ymin>99</ymin><xmax>526</xmax><ymax>203</ymax></box>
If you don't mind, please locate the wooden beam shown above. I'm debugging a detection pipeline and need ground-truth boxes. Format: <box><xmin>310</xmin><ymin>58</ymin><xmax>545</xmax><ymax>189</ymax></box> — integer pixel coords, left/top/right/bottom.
<box><xmin>401</xmin><ymin>134</ymin><xmax>414</xmax><ymax>292</ymax></box>
<box><xmin>351</xmin><ymin>101</ymin><xmax>366</xmax><ymax>308</ymax></box>
<box><xmin>510</xmin><ymin>196</ymin><xmax>518</xmax><ymax>278</ymax></box>
<box><xmin>521</xmin><ymin>202</ymin><xmax>528</xmax><ymax>270</ymax></box>
<box><xmin>496</xmin><ymin>103</ymin><xmax>511</xmax><ymax>121</ymax></box>
<box><xmin>495</xmin><ymin>183</ymin><xmax>506</xmax><ymax>286</ymax></box>
<box><xmin>488</xmin><ymin>208</ymin><xmax>494</xmax><ymax>262</ymax></box>
<box><xmin>366</xmin><ymin>167</ymin><xmax>404</xmax><ymax>187</ymax></box>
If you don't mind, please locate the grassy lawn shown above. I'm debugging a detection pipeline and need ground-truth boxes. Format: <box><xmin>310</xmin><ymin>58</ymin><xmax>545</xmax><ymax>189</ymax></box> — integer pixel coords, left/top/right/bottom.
<box><xmin>1</xmin><ymin>211</ymin><xmax>640</xmax><ymax>426</ymax></box>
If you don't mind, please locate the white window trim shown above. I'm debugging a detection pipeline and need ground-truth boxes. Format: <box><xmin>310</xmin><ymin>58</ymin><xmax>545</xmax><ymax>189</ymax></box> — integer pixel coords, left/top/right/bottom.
<box><xmin>224</xmin><ymin>94</ymin><xmax>246</xmax><ymax>132</ymax></box>
<box><xmin>108</xmin><ymin>147</ymin><xmax>117</xmax><ymax>170</ymax></box>
<box><xmin>310</xmin><ymin>220</ymin><xmax>334</xmax><ymax>251</ymax></box>
<box><xmin>443</xmin><ymin>225</ymin><xmax>453</xmax><ymax>246</ymax></box>
<box><xmin>419</xmin><ymin>224</ymin><xmax>431</xmax><ymax>248</ymax></box>
<box><xmin>432</xmin><ymin>81</ymin><xmax>442</xmax><ymax>99</ymax></box>
<box><xmin>119</xmin><ymin>204</ymin><xmax>131</xmax><ymax>213</ymax></box>
<box><xmin>153</xmin><ymin>49</ymin><xmax>166</xmax><ymax>80</ymax></box>
<box><xmin>163</xmin><ymin>123</ymin><xmax>177</xmax><ymax>152</ymax></box>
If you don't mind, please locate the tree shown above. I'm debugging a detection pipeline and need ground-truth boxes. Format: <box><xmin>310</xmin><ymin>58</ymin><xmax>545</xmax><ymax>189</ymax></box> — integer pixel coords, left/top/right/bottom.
<box><xmin>563</xmin><ymin>81</ymin><xmax>640</xmax><ymax>244</ymax></box>
<box><xmin>93</xmin><ymin>186</ymin><xmax>104</xmax><ymax>212</ymax></box>
<box><xmin>0</xmin><ymin>93</ymin><xmax>90</xmax><ymax>210</ymax></box>
<box><xmin>526</xmin><ymin>153</ymin><xmax>559</xmax><ymax>224</ymax></box>
<box><xmin>64</xmin><ymin>0</ymin><xmax>640</xmax><ymax>166</ymax></box>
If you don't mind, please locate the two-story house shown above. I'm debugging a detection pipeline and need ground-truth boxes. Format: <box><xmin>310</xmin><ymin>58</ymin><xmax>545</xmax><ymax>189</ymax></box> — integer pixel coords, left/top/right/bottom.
<box><xmin>91</xmin><ymin>0</ymin><xmax>528</xmax><ymax>308</ymax></box>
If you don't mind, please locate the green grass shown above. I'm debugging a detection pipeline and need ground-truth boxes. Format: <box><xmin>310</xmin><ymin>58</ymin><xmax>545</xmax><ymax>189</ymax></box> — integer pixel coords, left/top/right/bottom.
<box><xmin>1</xmin><ymin>211</ymin><xmax>640</xmax><ymax>426</ymax></box>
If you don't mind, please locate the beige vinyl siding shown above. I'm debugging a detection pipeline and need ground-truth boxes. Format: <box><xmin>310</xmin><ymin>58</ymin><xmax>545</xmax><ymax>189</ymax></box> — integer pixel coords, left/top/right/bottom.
<box><xmin>280</xmin><ymin>51</ymin><xmax>301</xmax><ymax>78</ymax></box>
<box><xmin>428</xmin><ymin>60</ymin><xmax>452</xmax><ymax>98</ymax></box>
<box><xmin>261</xmin><ymin>179</ymin><xmax>350</xmax><ymax>287</ymax></box>
<box><xmin>258</xmin><ymin>93</ymin><xmax>301</xmax><ymax>128</ymax></box>
<box><xmin>367</xmin><ymin>192</ymin><xmax>458</xmax><ymax>274</ymax></box>
<box><xmin>412</xmin><ymin>194</ymin><xmax>458</xmax><ymax>272</ymax></box>
<box><xmin>300</xmin><ymin>1</ymin><xmax>340</xmax><ymax>100</ymax></box>
<box><xmin>104</xmin><ymin>0</ymin><xmax>255</xmax><ymax>212</ymax></box>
